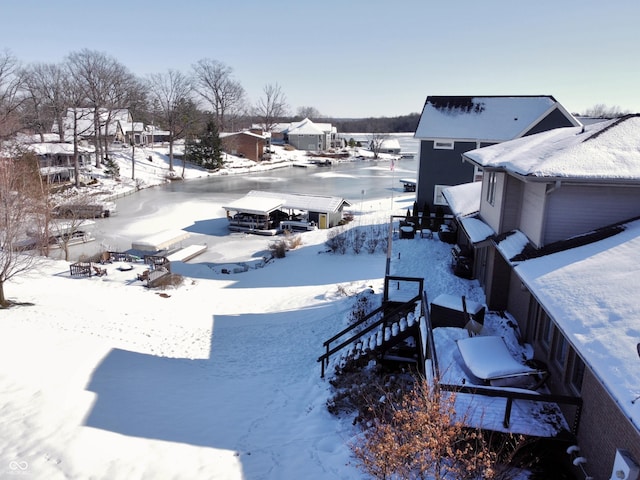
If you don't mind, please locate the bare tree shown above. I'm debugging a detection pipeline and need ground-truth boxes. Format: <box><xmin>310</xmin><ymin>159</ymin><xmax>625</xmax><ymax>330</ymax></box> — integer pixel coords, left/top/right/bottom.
<box><xmin>66</xmin><ymin>49</ymin><xmax>134</xmax><ymax>167</ymax></box>
<box><xmin>582</xmin><ymin>103</ymin><xmax>630</xmax><ymax>118</ymax></box>
<box><xmin>125</xmin><ymin>79</ymin><xmax>149</xmax><ymax>181</ymax></box>
<box><xmin>63</xmin><ymin>72</ymin><xmax>94</xmax><ymax>188</ymax></box>
<box><xmin>296</xmin><ymin>106</ymin><xmax>321</xmax><ymax>120</ymax></box>
<box><xmin>147</xmin><ymin>70</ymin><xmax>194</xmax><ymax>172</ymax></box>
<box><xmin>192</xmin><ymin>59</ymin><xmax>246</xmax><ymax>132</ymax></box>
<box><xmin>0</xmin><ymin>50</ymin><xmax>24</xmax><ymax>141</ymax></box>
<box><xmin>19</xmin><ymin>62</ymin><xmax>69</xmax><ymax>142</ymax></box>
<box><xmin>368</xmin><ymin>132</ymin><xmax>388</xmax><ymax>159</ymax></box>
<box><xmin>0</xmin><ymin>152</ymin><xmax>43</xmax><ymax>306</ymax></box>
<box><xmin>254</xmin><ymin>83</ymin><xmax>288</xmax><ymax>132</ymax></box>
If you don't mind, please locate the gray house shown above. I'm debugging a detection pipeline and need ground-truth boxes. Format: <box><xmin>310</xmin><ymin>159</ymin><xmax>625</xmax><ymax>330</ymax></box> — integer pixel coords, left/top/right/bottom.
<box><xmin>271</xmin><ymin>118</ymin><xmax>339</xmax><ymax>151</ymax></box>
<box><xmin>449</xmin><ymin>115</ymin><xmax>640</xmax><ymax>480</ymax></box>
<box><xmin>414</xmin><ymin>95</ymin><xmax>580</xmax><ymax>209</ymax></box>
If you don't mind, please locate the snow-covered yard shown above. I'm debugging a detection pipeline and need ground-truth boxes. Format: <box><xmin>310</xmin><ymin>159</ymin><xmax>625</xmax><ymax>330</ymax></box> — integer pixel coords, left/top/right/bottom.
<box><xmin>0</xmin><ymin>141</ymin><xmax>561</xmax><ymax>479</ymax></box>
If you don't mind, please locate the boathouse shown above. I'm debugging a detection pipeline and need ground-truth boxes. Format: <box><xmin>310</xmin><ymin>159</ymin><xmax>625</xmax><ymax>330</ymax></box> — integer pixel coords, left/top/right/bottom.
<box><xmin>222</xmin><ymin>190</ymin><xmax>351</xmax><ymax>234</ymax></box>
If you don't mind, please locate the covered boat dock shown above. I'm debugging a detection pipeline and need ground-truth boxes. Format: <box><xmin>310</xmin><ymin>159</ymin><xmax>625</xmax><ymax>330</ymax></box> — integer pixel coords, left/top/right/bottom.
<box><xmin>223</xmin><ymin>190</ymin><xmax>351</xmax><ymax>234</ymax></box>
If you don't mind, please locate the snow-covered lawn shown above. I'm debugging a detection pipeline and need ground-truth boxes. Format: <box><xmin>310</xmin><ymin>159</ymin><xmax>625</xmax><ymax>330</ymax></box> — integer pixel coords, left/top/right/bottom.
<box><xmin>0</xmin><ymin>141</ymin><xmax>549</xmax><ymax>479</ymax></box>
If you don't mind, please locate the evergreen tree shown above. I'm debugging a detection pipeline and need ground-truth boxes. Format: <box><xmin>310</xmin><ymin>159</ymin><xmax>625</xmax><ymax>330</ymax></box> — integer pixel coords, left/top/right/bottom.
<box><xmin>186</xmin><ymin>120</ymin><xmax>223</xmax><ymax>170</ymax></box>
<box><xmin>421</xmin><ymin>201</ymin><xmax>431</xmax><ymax>230</ymax></box>
<box><xmin>103</xmin><ymin>157</ymin><xmax>120</xmax><ymax>179</ymax></box>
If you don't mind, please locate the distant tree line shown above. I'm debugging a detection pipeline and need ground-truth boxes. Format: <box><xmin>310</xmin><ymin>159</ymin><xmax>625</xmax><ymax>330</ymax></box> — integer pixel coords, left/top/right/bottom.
<box><xmin>328</xmin><ymin>113</ymin><xmax>421</xmax><ymax>133</ymax></box>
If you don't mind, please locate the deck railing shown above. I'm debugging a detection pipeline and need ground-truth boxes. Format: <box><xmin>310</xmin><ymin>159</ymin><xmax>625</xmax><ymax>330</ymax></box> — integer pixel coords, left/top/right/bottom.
<box><xmin>318</xmin><ymin>290</ymin><xmax>421</xmax><ymax>378</ymax></box>
<box><xmin>418</xmin><ymin>289</ymin><xmax>583</xmax><ymax>435</ymax></box>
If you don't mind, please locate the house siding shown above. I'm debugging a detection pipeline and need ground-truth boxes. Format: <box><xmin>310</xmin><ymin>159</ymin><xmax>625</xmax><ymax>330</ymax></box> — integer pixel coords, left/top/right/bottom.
<box><xmin>478</xmin><ymin>171</ymin><xmax>506</xmax><ymax>233</ymax></box>
<box><xmin>573</xmin><ymin>371</ymin><xmax>640</xmax><ymax>480</ymax></box>
<box><xmin>416</xmin><ymin>140</ymin><xmax>478</xmax><ymax>208</ymax></box>
<box><xmin>524</xmin><ymin>107</ymin><xmax>578</xmax><ymax>136</ymax></box>
<box><xmin>288</xmin><ymin>134</ymin><xmax>322</xmax><ymax>151</ymax></box>
<box><xmin>222</xmin><ymin>134</ymin><xmax>265</xmax><ymax>162</ymax></box>
<box><xmin>506</xmin><ymin>269</ymin><xmax>529</xmax><ymax>324</ymax></box>
<box><xmin>502</xmin><ymin>175</ymin><xmax>523</xmax><ymax>233</ymax></box>
<box><xmin>544</xmin><ymin>184</ymin><xmax>640</xmax><ymax>245</ymax></box>
<box><xmin>519</xmin><ymin>182</ymin><xmax>547</xmax><ymax>247</ymax></box>
<box><xmin>486</xmin><ymin>246</ymin><xmax>511</xmax><ymax>310</ymax></box>
<box><xmin>507</xmin><ymin>280</ymin><xmax>640</xmax><ymax>480</ymax></box>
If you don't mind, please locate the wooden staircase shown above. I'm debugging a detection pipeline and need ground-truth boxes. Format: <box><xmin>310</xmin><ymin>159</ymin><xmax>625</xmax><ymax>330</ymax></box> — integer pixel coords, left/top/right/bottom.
<box><xmin>318</xmin><ymin>293</ymin><xmax>425</xmax><ymax>378</ymax></box>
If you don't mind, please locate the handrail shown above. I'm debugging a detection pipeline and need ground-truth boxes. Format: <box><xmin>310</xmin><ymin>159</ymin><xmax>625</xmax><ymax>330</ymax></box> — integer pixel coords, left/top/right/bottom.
<box><xmin>318</xmin><ymin>294</ymin><xmax>421</xmax><ymax>377</ymax></box>
<box><xmin>419</xmin><ymin>290</ymin><xmax>439</xmax><ymax>380</ymax></box>
<box><xmin>439</xmin><ymin>382</ymin><xmax>583</xmax><ymax>434</ymax></box>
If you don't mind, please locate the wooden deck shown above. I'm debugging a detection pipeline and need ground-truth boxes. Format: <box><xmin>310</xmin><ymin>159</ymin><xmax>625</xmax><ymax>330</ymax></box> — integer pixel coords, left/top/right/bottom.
<box><xmin>166</xmin><ymin>244</ymin><xmax>208</xmax><ymax>262</ymax></box>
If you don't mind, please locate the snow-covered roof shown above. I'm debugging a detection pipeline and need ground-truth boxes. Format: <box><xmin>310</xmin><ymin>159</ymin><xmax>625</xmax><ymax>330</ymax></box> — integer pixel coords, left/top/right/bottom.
<box><xmin>222</xmin><ymin>195</ymin><xmax>285</xmax><ymax>216</ymax></box>
<box><xmin>29</xmin><ymin>142</ymin><xmax>95</xmax><ymax>155</ymax></box>
<box><xmin>514</xmin><ymin>218</ymin><xmax>640</xmax><ymax>431</ymax></box>
<box><xmin>16</xmin><ymin>133</ymin><xmax>61</xmax><ymax>143</ymax></box>
<box><xmin>53</xmin><ymin>108</ymin><xmax>132</xmax><ymax>139</ymax></box>
<box><xmin>495</xmin><ymin>230</ymin><xmax>530</xmax><ymax>263</ymax></box>
<box><xmin>220</xmin><ymin>130</ymin><xmax>267</xmax><ymax>140</ymax></box>
<box><xmin>226</xmin><ymin>190</ymin><xmax>350</xmax><ymax>215</ymax></box>
<box><xmin>119</xmin><ymin>121</ymin><xmax>145</xmax><ymax>133</ymax></box>
<box><xmin>379</xmin><ymin>138</ymin><xmax>401</xmax><ymax>150</ymax></box>
<box><xmin>442</xmin><ymin>181</ymin><xmax>481</xmax><ymax>217</ymax></box>
<box><xmin>287</xmin><ymin>118</ymin><xmax>325</xmax><ymax>136</ymax></box>
<box><xmin>131</xmin><ymin>229</ymin><xmax>190</xmax><ymax>252</ymax></box>
<box><xmin>270</xmin><ymin>118</ymin><xmax>334</xmax><ymax>136</ymax></box>
<box><xmin>463</xmin><ymin>115</ymin><xmax>640</xmax><ymax>180</ymax></box>
<box><xmin>459</xmin><ymin>217</ymin><xmax>495</xmax><ymax>244</ymax></box>
<box><xmin>414</xmin><ymin>95</ymin><xmax>579</xmax><ymax>142</ymax></box>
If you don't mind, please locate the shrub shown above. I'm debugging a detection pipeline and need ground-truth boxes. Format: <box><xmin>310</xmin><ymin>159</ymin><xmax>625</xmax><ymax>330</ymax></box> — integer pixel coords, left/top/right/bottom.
<box><xmin>350</xmin><ymin>379</ymin><xmax>508</xmax><ymax>480</ymax></box>
<box><xmin>284</xmin><ymin>231</ymin><xmax>302</xmax><ymax>250</ymax></box>
<box><xmin>352</xmin><ymin>230</ymin><xmax>365</xmax><ymax>254</ymax></box>
<box><xmin>326</xmin><ymin>226</ymin><xmax>347</xmax><ymax>253</ymax></box>
<box><xmin>269</xmin><ymin>239</ymin><xmax>287</xmax><ymax>258</ymax></box>
<box><xmin>154</xmin><ymin>273</ymin><xmax>184</xmax><ymax>289</ymax></box>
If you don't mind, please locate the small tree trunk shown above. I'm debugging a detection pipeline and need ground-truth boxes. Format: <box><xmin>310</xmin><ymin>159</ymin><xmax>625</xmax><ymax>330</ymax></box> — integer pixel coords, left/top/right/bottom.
<box><xmin>0</xmin><ymin>281</ymin><xmax>7</xmax><ymax>307</ymax></box>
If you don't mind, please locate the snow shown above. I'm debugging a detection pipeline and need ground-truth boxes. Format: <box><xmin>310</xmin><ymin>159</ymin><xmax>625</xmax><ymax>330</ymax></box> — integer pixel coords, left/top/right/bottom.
<box><xmin>442</xmin><ymin>181</ymin><xmax>481</xmax><ymax>217</ymax></box>
<box><xmin>515</xmin><ymin>218</ymin><xmax>640</xmax><ymax>432</ymax></box>
<box><xmin>0</xmin><ymin>136</ymin><xmax>606</xmax><ymax>478</ymax></box>
<box><xmin>459</xmin><ymin>216</ymin><xmax>495</xmax><ymax>244</ymax></box>
<box><xmin>131</xmin><ymin>229</ymin><xmax>191</xmax><ymax>252</ymax></box>
<box><xmin>414</xmin><ymin>96</ymin><xmax>572</xmax><ymax>142</ymax></box>
<box><xmin>0</xmin><ymin>141</ymin><xmax>444</xmax><ymax>480</ymax></box>
<box><xmin>463</xmin><ymin>115</ymin><xmax>640</xmax><ymax>179</ymax></box>
<box><xmin>456</xmin><ymin>336</ymin><xmax>537</xmax><ymax>380</ymax></box>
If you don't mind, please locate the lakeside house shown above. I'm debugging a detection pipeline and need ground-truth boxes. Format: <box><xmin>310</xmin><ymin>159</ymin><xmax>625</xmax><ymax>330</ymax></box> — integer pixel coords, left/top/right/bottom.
<box><xmin>269</xmin><ymin>118</ymin><xmax>341</xmax><ymax>151</ymax></box>
<box><xmin>444</xmin><ymin>115</ymin><xmax>640</xmax><ymax>480</ymax></box>
<box><xmin>220</xmin><ymin>130</ymin><xmax>268</xmax><ymax>162</ymax></box>
<box><xmin>414</xmin><ymin>95</ymin><xmax>580</xmax><ymax>209</ymax></box>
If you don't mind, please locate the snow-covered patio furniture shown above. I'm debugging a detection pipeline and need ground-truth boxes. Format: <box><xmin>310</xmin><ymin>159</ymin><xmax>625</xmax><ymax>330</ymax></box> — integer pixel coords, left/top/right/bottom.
<box><xmin>456</xmin><ymin>335</ymin><xmax>548</xmax><ymax>390</ymax></box>
<box><xmin>430</xmin><ymin>294</ymin><xmax>485</xmax><ymax>329</ymax></box>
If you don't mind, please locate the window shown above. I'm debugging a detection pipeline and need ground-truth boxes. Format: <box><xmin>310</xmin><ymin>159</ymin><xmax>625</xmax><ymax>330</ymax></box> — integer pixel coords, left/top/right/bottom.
<box><xmin>568</xmin><ymin>349</ymin><xmax>585</xmax><ymax>393</ymax></box>
<box><xmin>486</xmin><ymin>171</ymin><xmax>497</xmax><ymax>206</ymax></box>
<box><xmin>433</xmin><ymin>185</ymin><xmax>450</xmax><ymax>206</ymax></box>
<box><xmin>552</xmin><ymin>331</ymin><xmax>568</xmax><ymax>368</ymax></box>
<box><xmin>539</xmin><ymin>311</ymin><xmax>553</xmax><ymax>352</ymax></box>
<box><xmin>526</xmin><ymin>298</ymin><xmax>540</xmax><ymax>342</ymax></box>
<box><xmin>433</xmin><ymin>139</ymin><xmax>454</xmax><ymax>150</ymax></box>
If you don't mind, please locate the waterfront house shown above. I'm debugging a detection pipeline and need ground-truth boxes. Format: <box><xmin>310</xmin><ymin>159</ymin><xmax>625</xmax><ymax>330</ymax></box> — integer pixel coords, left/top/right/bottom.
<box><xmin>448</xmin><ymin>115</ymin><xmax>640</xmax><ymax>479</ymax></box>
<box><xmin>414</xmin><ymin>95</ymin><xmax>580</xmax><ymax>209</ymax></box>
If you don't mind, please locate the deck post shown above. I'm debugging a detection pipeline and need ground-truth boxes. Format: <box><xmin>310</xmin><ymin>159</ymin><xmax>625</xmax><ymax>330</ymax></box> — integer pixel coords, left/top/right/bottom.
<box><xmin>503</xmin><ymin>397</ymin><xmax>513</xmax><ymax>428</ymax></box>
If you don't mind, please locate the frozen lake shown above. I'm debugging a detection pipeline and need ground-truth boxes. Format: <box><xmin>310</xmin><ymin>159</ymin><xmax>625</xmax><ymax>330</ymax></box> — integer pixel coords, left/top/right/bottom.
<box><xmin>64</xmin><ymin>134</ymin><xmax>420</xmax><ymax>261</ymax></box>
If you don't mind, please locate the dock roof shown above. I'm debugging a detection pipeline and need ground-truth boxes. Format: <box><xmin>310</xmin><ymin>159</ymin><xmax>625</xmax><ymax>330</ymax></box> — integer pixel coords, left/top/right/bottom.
<box><xmin>223</xmin><ymin>190</ymin><xmax>351</xmax><ymax>215</ymax></box>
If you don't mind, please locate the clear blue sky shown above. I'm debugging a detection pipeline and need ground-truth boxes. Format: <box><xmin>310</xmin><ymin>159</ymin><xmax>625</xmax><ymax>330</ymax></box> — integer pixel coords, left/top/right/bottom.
<box><xmin>2</xmin><ymin>0</ymin><xmax>639</xmax><ymax>118</ymax></box>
